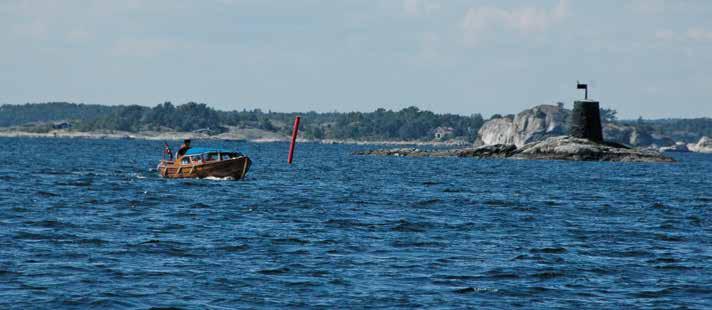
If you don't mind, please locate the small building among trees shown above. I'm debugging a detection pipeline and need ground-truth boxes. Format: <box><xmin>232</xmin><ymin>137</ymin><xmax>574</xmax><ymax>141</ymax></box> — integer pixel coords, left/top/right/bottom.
<box><xmin>52</xmin><ymin>122</ymin><xmax>72</xmax><ymax>130</ymax></box>
<box><xmin>433</xmin><ymin>126</ymin><xmax>455</xmax><ymax>140</ymax></box>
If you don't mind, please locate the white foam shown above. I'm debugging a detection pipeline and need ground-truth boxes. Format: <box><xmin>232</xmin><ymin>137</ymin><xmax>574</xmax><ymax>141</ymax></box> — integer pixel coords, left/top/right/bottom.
<box><xmin>203</xmin><ymin>176</ymin><xmax>236</xmax><ymax>181</ymax></box>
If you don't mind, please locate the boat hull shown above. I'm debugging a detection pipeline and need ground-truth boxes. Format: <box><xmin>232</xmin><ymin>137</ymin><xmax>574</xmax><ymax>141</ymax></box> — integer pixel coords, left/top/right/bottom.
<box><xmin>158</xmin><ymin>156</ymin><xmax>252</xmax><ymax>179</ymax></box>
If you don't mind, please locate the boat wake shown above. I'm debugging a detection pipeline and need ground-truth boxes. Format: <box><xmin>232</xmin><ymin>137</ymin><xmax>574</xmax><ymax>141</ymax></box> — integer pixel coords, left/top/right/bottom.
<box><xmin>203</xmin><ymin>176</ymin><xmax>236</xmax><ymax>181</ymax></box>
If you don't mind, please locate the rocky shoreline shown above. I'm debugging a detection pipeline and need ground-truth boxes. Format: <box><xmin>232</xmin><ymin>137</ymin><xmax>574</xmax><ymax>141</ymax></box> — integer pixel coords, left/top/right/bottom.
<box><xmin>354</xmin><ymin>136</ymin><xmax>675</xmax><ymax>163</ymax></box>
<box><xmin>1</xmin><ymin>128</ymin><xmax>707</xmax><ymax>157</ymax></box>
<box><xmin>0</xmin><ymin>129</ymin><xmax>470</xmax><ymax>146</ymax></box>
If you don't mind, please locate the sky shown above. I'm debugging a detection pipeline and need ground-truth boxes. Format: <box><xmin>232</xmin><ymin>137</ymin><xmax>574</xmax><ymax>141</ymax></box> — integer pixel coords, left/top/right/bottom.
<box><xmin>1</xmin><ymin>0</ymin><xmax>711</xmax><ymax>118</ymax></box>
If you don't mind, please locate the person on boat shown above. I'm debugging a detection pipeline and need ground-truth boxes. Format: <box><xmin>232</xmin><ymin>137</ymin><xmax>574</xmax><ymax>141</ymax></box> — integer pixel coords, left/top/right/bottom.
<box><xmin>177</xmin><ymin>139</ymin><xmax>191</xmax><ymax>157</ymax></box>
<box><xmin>163</xmin><ymin>142</ymin><xmax>174</xmax><ymax>160</ymax></box>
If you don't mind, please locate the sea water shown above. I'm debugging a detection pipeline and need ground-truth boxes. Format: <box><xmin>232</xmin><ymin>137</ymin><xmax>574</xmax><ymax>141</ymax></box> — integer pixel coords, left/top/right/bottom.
<box><xmin>0</xmin><ymin>137</ymin><xmax>710</xmax><ymax>308</ymax></box>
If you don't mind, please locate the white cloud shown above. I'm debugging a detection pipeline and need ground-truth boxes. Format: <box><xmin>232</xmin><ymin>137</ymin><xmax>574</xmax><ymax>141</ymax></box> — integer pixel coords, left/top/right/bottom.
<box><xmin>403</xmin><ymin>0</ymin><xmax>419</xmax><ymax>16</ymax></box>
<box><xmin>628</xmin><ymin>0</ymin><xmax>666</xmax><ymax>15</ymax></box>
<box><xmin>9</xmin><ymin>21</ymin><xmax>49</xmax><ymax>40</ymax></box>
<box><xmin>109</xmin><ymin>38</ymin><xmax>184</xmax><ymax>58</ymax></box>
<box><xmin>65</xmin><ymin>29</ymin><xmax>93</xmax><ymax>42</ymax></box>
<box><xmin>216</xmin><ymin>0</ymin><xmax>237</xmax><ymax>5</ymax></box>
<box><xmin>655</xmin><ymin>28</ymin><xmax>712</xmax><ymax>42</ymax></box>
<box><xmin>402</xmin><ymin>0</ymin><xmax>441</xmax><ymax>17</ymax></box>
<box><xmin>655</xmin><ymin>30</ymin><xmax>675</xmax><ymax>41</ymax></box>
<box><xmin>1</xmin><ymin>1</ymin><xmax>141</xmax><ymax>42</ymax></box>
<box><xmin>687</xmin><ymin>28</ymin><xmax>712</xmax><ymax>41</ymax></box>
<box><xmin>461</xmin><ymin>0</ymin><xmax>570</xmax><ymax>46</ymax></box>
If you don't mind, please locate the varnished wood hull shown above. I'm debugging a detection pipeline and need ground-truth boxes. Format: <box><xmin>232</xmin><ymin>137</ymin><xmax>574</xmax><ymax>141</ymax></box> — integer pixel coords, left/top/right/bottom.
<box><xmin>158</xmin><ymin>156</ymin><xmax>252</xmax><ymax>179</ymax></box>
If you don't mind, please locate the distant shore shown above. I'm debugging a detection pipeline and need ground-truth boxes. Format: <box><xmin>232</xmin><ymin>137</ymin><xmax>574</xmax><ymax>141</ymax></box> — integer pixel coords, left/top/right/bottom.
<box><xmin>0</xmin><ymin>129</ymin><xmax>470</xmax><ymax>146</ymax></box>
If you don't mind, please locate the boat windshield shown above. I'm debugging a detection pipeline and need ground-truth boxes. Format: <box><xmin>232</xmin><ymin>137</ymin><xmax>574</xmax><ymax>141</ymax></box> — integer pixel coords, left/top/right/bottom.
<box><xmin>189</xmin><ymin>151</ymin><xmax>242</xmax><ymax>162</ymax></box>
<box><xmin>206</xmin><ymin>152</ymin><xmax>218</xmax><ymax>161</ymax></box>
<box><xmin>181</xmin><ymin>156</ymin><xmax>201</xmax><ymax>164</ymax></box>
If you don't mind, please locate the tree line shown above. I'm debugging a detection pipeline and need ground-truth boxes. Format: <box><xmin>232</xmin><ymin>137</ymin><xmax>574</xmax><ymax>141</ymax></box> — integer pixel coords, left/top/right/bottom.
<box><xmin>0</xmin><ymin>102</ymin><xmax>486</xmax><ymax>141</ymax></box>
<box><xmin>3</xmin><ymin>102</ymin><xmax>710</xmax><ymax>142</ymax></box>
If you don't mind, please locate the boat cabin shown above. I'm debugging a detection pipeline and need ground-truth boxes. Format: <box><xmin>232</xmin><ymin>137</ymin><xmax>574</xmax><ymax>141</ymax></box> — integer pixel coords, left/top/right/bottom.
<box><xmin>179</xmin><ymin>148</ymin><xmax>244</xmax><ymax>164</ymax></box>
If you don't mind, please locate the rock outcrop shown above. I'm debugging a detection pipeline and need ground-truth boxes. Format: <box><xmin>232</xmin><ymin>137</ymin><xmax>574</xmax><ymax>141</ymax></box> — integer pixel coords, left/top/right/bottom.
<box><xmin>476</xmin><ymin>104</ymin><xmax>569</xmax><ymax>148</ymax></box>
<box><xmin>353</xmin><ymin>144</ymin><xmax>517</xmax><ymax>158</ymax></box>
<box><xmin>353</xmin><ymin>148</ymin><xmax>437</xmax><ymax>157</ymax></box>
<box><xmin>510</xmin><ymin>136</ymin><xmax>674</xmax><ymax>162</ymax></box>
<box><xmin>604</xmin><ymin>123</ymin><xmax>650</xmax><ymax>146</ymax></box>
<box><xmin>476</xmin><ymin>117</ymin><xmax>515</xmax><ymax>146</ymax></box>
<box><xmin>475</xmin><ymin>104</ymin><xmax>684</xmax><ymax>148</ymax></box>
<box><xmin>456</xmin><ymin>144</ymin><xmax>517</xmax><ymax>158</ymax></box>
<box><xmin>688</xmin><ymin>136</ymin><xmax>712</xmax><ymax>153</ymax></box>
<box><xmin>603</xmin><ymin>123</ymin><xmax>674</xmax><ymax>147</ymax></box>
<box><xmin>660</xmin><ymin>142</ymin><xmax>690</xmax><ymax>153</ymax></box>
<box><xmin>358</xmin><ymin>103</ymin><xmax>677</xmax><ymax>163</ymax></box>
<box><xmin>355</xmin><ymin>136</ymin><xmax>673</xmax><ymax>163</ymax></box>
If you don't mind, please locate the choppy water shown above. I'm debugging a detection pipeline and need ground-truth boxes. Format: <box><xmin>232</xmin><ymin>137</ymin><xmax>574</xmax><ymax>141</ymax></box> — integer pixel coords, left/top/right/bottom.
<box><xmin>1</xmin><ymin>137</ymin><xmax>711</xmax><ymax>309</ymax></box>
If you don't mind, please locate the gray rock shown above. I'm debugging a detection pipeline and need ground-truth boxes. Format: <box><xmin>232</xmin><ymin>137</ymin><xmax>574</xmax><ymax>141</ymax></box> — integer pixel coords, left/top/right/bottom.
<box><xmin>355</xmin><ymin>136</ymin><xmax>673</xmax><ymax>163</ymax></box>
<box><xmin>687</xmin><ymin>136</ymin><xmax>712</xmax><ymax>153</ymax></box>
<box><xmin>476</xmin><ymin>104</ymin><xmax>568</xmax><ymax>148</ymax></box>
<box><xmin>476</xmin><ymin>117</ymin><xmax>515</xmax><ymax>146</ymax></box>
<box><xmin>354</xmin><ymin>144</ymin><xmax>517</xmax><ymax>158</ymax></box>
<box><xmin>603</xmin><ymin>123</ymin><xmax>652</xmax><ymax>146</ymax></box>
<box><xmin>476</xmin><ymin>104</ymin><xmax>678</xmax><ymax>148</ymax></box>
<box><xmin>353</xmin><ymin>148</ymin><xmax>460</xmax><ymax>157</ymax></box>
<box><xmin>456</xmin><ymin>144</ymin><xmax>517</xmax><ymax>158</ymax></box>
<box><xmin>353</xmin><ymin>148</ymin><xmax>422</xmax><ymax>156</ymax></box>
<box><xmin>510</xmin><ymin>136</ymin><xmax>674</xmax><ymax>162</ymax></box>
<box><xmin>511</xmin><ymin>104</ymin><xmax>570</xmax><ymax>147</ymax></box>
<box><xmin>603</xmin><ymin>123</ymin><xmax>673</xmax><ymax>147</ymax></box>
<box><xmin>660</xmin><ymin>142</ymin><xmax>690</xmax><ymax>153</ymax></box>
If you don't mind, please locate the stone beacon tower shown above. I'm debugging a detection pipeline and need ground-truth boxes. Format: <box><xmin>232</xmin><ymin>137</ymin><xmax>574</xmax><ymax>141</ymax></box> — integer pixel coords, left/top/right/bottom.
<box><xmin>569</xmin><ymin>82</ymin><xmax>603</xmax><ymax>143</ymax></box>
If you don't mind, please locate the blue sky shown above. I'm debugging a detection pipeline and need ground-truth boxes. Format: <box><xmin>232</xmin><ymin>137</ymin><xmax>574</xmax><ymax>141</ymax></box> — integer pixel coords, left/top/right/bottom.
<box><xmin>1</xmin><ymin>0</ymin><xmax>711</xmax><ymax>118</ymax></box>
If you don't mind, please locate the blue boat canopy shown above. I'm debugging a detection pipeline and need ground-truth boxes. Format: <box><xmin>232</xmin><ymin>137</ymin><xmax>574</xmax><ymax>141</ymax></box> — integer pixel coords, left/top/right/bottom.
<box><xmin>184</xmin><ymin>147</ymin><xmax>237</xmax><ymax>156</ymax></box>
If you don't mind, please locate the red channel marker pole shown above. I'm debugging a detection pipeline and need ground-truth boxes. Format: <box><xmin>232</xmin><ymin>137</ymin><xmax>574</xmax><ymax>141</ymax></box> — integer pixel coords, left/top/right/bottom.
<box><xmin>288</xmin><ymin>116</ymin><xmax>300</xmax><ymax>164</ymax></box>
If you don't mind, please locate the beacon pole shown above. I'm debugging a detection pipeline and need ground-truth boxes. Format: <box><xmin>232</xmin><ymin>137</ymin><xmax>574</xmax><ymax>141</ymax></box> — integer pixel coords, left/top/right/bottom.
<box><xmin>288</xmin><ymin>116</ymin><xmax>300</xmax><ymax>164</ymax></box>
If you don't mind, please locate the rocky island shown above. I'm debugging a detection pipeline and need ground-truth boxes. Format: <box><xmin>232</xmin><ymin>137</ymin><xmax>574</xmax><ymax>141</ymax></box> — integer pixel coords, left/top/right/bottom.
<box><xmin>687</xmin><ymin>136</ymin><xmax>712</xmax><ymax>153</ymax></box>
<box><xmin>355</xmin><ymin>92</ymin><xmax>675</xmax><ymax>163</ymax></box>
<box><xmin>355</xmin><ymin>136</ymin><xmax>674</xmax><ymax>163</ymax></box>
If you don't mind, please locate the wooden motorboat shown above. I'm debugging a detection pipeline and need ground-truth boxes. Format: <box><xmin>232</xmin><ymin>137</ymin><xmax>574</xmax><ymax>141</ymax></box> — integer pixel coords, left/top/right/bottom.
<box><xmin>158</xmin><ymin>148</ymin><xmax>252</xmax><ymax>179</ymax></box>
